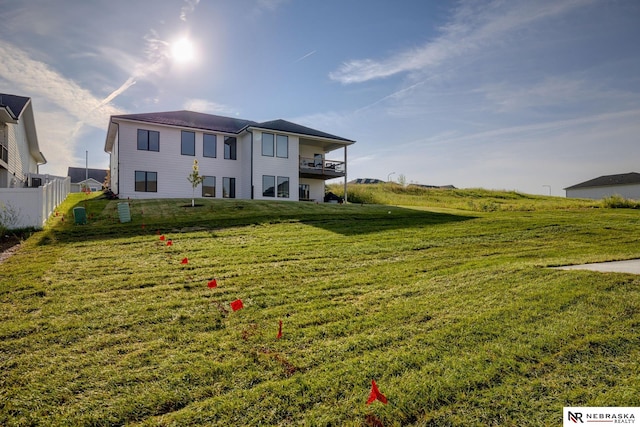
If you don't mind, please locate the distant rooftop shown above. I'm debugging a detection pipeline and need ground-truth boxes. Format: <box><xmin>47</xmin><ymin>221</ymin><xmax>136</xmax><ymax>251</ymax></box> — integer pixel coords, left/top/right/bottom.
<box><xmin>564</xmin><ymin>172</ymin><xmax>640</xmax><ymax>190</ymax></box>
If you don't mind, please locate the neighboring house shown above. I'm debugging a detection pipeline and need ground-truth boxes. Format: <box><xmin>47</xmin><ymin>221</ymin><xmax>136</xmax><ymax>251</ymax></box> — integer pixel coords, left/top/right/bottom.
<box><xmin>104</xmin><ymin>110</ymin><xmax>355</xmax><ymax>202</ymax></box>
<box><xmin>0</xmin><ymin>93</ymin><xmax>47</xmax><ymax>187</ymax></box>
<box><xmin>349</xmin><ymin>178</ymin><xmax>386</xmax><ymax>184</ymax></box>
<box><xmin>0</xmin><ymin>93</ymin><xmax>69</xmax><ymax>229</ymax></box>
<box><xmin>565</xmin><ymin>172</ymin><xmax>640</xmax><ymax>200</ymax></box>
<box><xmin>67</xmin><ymin>167</ymin><xmax>107</xmax><ymax>192</ymax></box>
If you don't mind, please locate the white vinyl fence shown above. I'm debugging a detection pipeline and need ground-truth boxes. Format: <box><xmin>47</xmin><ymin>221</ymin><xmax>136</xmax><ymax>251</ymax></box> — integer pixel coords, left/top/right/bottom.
<box><xmin>0</xmin><ymin>177</ymin><xmax>70</xmax><ymax>230</ymax></box>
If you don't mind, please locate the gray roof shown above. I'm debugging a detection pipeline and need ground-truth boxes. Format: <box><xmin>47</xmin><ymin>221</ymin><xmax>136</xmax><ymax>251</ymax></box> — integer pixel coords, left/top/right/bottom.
<box><xmin>112</xmin><ymin>110</ymin><xmax>256</xmax><ymax>134</ymax></box>
<box><xmin>565</xmin><ymin>172</ymin><xmax>640</xmax><ymax>190</ymax></box>
<box><xmin>252</xmin><ymin>119</ymin><xmax>354</xmax><ymax>142</ymax></box>
<box><xmin>0</xmin><ymin>93</ymin><xmax>30</xmax><ymax>119</ymax></box>
<box><xmin>110</xmin><ymin>110</ymin><xmax>353</xmax><ymax>142</ymax></box>
<box><xmin>67</xmin><ymin>167</ymin><xmax>108</xmax><ymax>184</ymax></box>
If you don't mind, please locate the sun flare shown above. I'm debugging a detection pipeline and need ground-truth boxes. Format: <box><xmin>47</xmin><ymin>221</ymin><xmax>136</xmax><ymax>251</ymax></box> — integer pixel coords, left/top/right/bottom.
<box><xmin>171</xmin><ymin>37</ymin><xmax>196</xmax><ymax>63</ymax></box>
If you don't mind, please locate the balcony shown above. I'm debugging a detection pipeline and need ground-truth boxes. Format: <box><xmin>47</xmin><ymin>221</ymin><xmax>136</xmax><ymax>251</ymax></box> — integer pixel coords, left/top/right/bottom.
<box><xmin>299</xmin><ymin>156</ymin><xmax>345</xmax><ymax>180</ymax></box>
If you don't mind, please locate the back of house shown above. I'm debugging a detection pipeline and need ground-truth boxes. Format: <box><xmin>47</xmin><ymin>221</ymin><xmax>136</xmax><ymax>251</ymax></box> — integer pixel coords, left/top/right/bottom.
<box><xmin>104</xmin><ymin>110</ymin><xmax>354</xmax><ymax>202</ymax></box>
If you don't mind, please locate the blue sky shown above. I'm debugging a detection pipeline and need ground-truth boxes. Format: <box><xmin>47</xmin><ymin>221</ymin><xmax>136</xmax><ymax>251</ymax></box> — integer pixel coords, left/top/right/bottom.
<box><xmin>1</xmin><ymin>0</ymin><xmax>639</xmax><ymax>195</ymax></box>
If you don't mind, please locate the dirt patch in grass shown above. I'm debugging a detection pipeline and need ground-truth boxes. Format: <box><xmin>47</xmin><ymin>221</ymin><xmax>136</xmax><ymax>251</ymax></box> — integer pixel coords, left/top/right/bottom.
<box><xmin>0</xmin><ymin>234</ymin><xmax>24</xmax><ymax>264</ymax></box>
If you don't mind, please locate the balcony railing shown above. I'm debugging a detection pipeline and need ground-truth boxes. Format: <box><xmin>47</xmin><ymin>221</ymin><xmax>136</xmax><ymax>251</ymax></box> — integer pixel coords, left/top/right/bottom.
<box><xmin>299</xmin><ymin>157</ymin><xmax>345</xmax><ymax>179</ymax></box>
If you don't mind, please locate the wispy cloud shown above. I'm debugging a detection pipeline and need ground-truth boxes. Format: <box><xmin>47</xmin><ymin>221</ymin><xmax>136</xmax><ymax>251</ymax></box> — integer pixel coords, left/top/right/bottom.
<box><xmin>294</xmin><ymin>50</ymin><xmax>316</xmax><ymax>63</ymax></box>
<box><xmin>183</xmin><ymin>99</ymin><xmax>238</xmax><ymax>115</ymax></box>
<box><xmin>180</xmin><ymin>0</ymin><xmax>200</xmax><ymax>21</ymax></box>
<box><xmin>256</xmin><ymin>0</ymin><xmax>289</xmax><ymax>12</ymax></box>
<box><xmin>329</xmin><ymin>0</ymin><xmax>596</xmax><ymax>84</ymax></box>
<box><xmin>0</xmin><ymin>40</ymin><xmax>127</xmax><ymax>174</ymax></box>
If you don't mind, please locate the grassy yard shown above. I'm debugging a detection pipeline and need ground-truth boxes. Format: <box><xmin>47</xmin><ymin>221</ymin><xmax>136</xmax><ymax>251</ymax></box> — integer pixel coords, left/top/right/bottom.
<box><xmin>1</xmin><ymin>190</ymin><xmax>639</xmax><ymax>426</ymax></box>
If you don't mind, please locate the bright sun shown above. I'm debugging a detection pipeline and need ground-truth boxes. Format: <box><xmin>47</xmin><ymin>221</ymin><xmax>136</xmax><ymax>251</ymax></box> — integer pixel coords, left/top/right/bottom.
<box><xmin>171</xmin><ymin>37</ymin><xmax>195</xmax><ymax>63</ymax></box>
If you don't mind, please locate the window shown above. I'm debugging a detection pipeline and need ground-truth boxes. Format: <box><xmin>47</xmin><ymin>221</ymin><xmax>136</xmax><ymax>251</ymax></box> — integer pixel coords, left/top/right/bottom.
<box><xmin>223</xmin><ymin>177</ymin><xmax>236</xmax><ymax>198</ymax></box>
<box><xmin>202</xmin><ymin>176</ymin><xmax>216</xmax><ymax>197</ymax></box>
<box><xmin>181</xmin><ymin>131</ymin><xmax>195</xmax><ymax>156</ymax></box>
<box><xmin>299</xmin><ymin>184</ymin><xmax>310</xmax><ymax>200</ymax></box>
<box><xmin>277</xmin><ymin>176</ymin><xmax>289</xmax><ymax>198</ymax></box>
<box><xmin>137</xmin><ymin>129</ymin><xmax>159</xmax><ymax>151</ymax></box>
<box><xmin>224</xmin><ymin>136</ymin><xmax>237</xmax><ymax>160</ymax></box>
<box><xmin>135</xmin><ymin>171</ymin><xmax>157</xmax><ymax>192</ymax></box>
<box><xmin>262</xmin><ymin>175</ymin><xmax>275</xmax><ymax>197</ymax></box>
<box><xmin>0</xmin><ymin>124</ymin><xmax>9</xmax><ymax>163</ymax></box>
<box><xmin>203</xmin><ymin>134</ymin><xmax>217</xmax><ymax>158</ymax></box>
<box><xmin>262</xmin><ymin>133</ymin><xmax>274</xmax><ymax>157</ymax></box>
<box><xmin>276</xmin><ymin>135</ymin><xmax>288</xmax><ymax>158</ymax></box>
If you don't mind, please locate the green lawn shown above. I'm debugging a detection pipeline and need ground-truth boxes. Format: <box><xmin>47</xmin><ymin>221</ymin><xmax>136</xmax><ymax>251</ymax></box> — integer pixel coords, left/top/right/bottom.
<box><xmin>1</xmin><ymin>191</ymin><xmax>639</xmax><ymax>426</ymax></box>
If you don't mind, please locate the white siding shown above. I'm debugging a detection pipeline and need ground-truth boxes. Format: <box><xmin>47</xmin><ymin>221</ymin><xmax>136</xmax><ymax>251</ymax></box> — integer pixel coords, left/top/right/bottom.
<box><xmin>566</xmin><ymin>184</ymin><xmax>640</xmax><ymax>200</ymax></box>
<box><xmin>251</xmin><ymin>131</ymin><xmax>299</xmax><ymax>201</ymax></box>
<box><xmin>110</xmin><ymin>130</ymin><xmax>119</xmax><ymax>194</ymax></box>
<box><xmin>4</xmin><ymin>120</ymin><xmax>30</xmax><ymax>187</ymax></box>
<box><xmin>299</xmin><ymin>178</ymin><xmax>325</xmax><ymax>202</ymax></box>
<box><xmin>115</xmin><ymin>121</ymin><xmax>247</xmax><ymax>199</ymax></box>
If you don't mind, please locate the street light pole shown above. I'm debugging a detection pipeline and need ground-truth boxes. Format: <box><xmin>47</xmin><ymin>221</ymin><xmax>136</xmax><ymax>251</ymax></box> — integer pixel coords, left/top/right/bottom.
<box><xmin>387</xmin><ymin>172</ymin><xmax>396</xmax><ymax>182</ymax></box>
<box><xmin>542</xmin><ymin>185</ymin><xmax>551</xmax><ymax>196</ymax></box>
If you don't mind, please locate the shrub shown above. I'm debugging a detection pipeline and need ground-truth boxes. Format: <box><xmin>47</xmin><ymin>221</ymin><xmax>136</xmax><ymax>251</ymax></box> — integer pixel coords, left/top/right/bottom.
<box><xmin>601</xmin><ymin>194</ymin><xmax>640</xmax><ymax>209</ymax></box>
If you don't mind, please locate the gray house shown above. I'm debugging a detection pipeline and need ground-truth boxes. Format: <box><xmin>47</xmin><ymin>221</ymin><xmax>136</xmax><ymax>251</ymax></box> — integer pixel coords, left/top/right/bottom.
<box><xmin>565</xmin><ymin>172</ymin><xmax>640</xmax><ymax>200</ymax></box>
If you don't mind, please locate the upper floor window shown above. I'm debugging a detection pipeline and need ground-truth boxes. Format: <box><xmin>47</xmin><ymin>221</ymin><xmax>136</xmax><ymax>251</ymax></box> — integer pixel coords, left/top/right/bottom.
<box><xmin>181</xmin><ymin>131</ymin><xmax>195</xmax><ymax>156</ymax></box>
<box><xmin>224</xmin><ymin>136</ymin><xmax>237</xmax><ymax>160</ymax></box>
<box><xmin>276</xmin><ymin>135</ymin><xmax>288</xmax><ymax>158</ymax></box>
<box><xmin>137</xmin><ymin>129</ymin><xmax>159</xmax><ymax>151</ymax></box>
<box><xmin>203</xmin><ymin>134</ymin><xmax>217</xmax><ymax>158</ymax></box>
<box><xmin>0</xmin><ymin>127</ymin><xmax>8</xmax><ymax>163</ymax></box>
<box><xmin>262</xmin><ymin>133</ymin><xmax>274</xmax><ymax>157</ymax></box>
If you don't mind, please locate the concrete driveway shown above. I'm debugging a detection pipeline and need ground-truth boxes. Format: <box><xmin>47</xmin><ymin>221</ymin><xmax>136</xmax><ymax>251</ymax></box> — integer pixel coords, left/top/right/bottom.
<box><xmin>553</xmin><ymin>259</ymin><xmax>640</xmax><ymax>274</ymax></box>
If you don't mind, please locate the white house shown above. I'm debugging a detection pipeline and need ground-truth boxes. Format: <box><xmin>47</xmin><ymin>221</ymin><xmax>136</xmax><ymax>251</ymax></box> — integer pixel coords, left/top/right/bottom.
<box><xmin>104</xmin><ymin>110</ymin><xmax>355</xmax><ymax>202</ymax></box>
<box><xmin>67</xmin><ymin>167</ymin><xmax>107</xmax><ymax>193</ymax></box>
<box><xmin>564</xmin><ymin>172</ymin><xmax>640</xmax><ymax>200</ymax></box>
<box><xmin>0</xmin><ymin>93</ymin><xmax>47</xmax><ymax>188</ymax></box>
<box><xmin>0</xmin><ymin>93</ymin><xmax>69</xmax><ymax>229</ymax></box>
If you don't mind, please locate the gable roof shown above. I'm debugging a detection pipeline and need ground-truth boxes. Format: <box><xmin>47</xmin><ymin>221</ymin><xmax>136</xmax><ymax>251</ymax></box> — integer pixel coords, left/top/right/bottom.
<box><xmin>0</xmin><ymin>93</ymin><xmax>31</xmax><ymax>119</ymax></box>
<box><xmin>105</xmin><ymin>110</ymin><xmax>354</xmax><ymax>153</ymax></box>
<box><xmin>565</xmin><ymin>172</ymin><xmax>640</xmax><ymax>190</ymax></box>
<box><xmin>251</xmin><ymin>119</ymin><xmax>354</xmax><ymax>143</ymax></box>
<box><xmin>0</xmin><ymin>93</ymin><xmax>46</xmax><ymax>164</ymax></box>
<box><xmin>67</xmin><ymin>167</ymin><xmax>108</xmax><ymax>184</ymax></box>
<box><xmin>111</xmin><ymin>110</ymin><xmax>256</xmax><ymax>134</ymax></box>
<box><xmin>0</xmin><ymin>93</ymin><xmax>31</xmax><ymax>123</ymax></box>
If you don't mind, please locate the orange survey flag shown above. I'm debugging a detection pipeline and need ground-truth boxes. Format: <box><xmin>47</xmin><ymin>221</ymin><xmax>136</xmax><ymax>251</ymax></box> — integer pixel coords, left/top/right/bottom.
<box><xmin>366</xmin><ymin>379</ymin><xmax>388</xmax><ymax>405</ymax></box>
<box><xmin>230</xmin><ymin>299</ymin><xmax>243</xmax><ymax>311</ymax></box>
<box><xmin>277</xmin><ymin>320</ymin><xmax>283</xmax><ymax>339</ymax></box>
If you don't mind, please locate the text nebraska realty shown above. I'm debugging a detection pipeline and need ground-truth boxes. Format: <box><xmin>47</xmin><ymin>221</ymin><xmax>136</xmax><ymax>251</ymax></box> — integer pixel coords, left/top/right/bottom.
<box><xmin>569</xmin><ymin>411</ymin><xmax>635</xmax><ymax>423</ymax></box>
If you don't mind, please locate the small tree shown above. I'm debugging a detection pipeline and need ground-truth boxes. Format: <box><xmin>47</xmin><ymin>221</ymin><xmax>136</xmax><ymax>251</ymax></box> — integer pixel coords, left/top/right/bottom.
<box><xmin>187</xmin><ymin>159</ymin><xmax>204</xmax><ymax>207</ymax></box>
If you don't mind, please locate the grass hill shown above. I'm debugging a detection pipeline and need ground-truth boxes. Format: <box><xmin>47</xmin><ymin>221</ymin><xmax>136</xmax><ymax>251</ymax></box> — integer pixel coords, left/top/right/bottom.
<box><xmin>1</xmin><ymin>190</ymin><xmax>639</xmax><ymax>425</ymax></box>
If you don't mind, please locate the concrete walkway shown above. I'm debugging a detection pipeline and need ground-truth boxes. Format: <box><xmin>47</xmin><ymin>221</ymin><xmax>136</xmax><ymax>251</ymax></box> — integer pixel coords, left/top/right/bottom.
<box><xmin>553</xmin><ymin>259</ymin><xmax>640</xmax><ymax>274</ymax></box>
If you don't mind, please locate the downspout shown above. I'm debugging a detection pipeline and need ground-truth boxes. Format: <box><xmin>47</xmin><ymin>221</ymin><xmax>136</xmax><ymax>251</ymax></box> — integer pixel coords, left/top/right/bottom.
<box><xmin>247</xmin><ymin>129</ymin><xmax>254</xmax><ymax>199</ymax></box>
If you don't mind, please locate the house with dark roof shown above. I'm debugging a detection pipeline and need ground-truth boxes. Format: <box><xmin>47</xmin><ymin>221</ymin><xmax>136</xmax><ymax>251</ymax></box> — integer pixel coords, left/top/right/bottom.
<box><xmin>67</xmin><ymin>167</ymin><xmax>108</xmax><ymax>193</ymax></box>
<box><xmin>104</xmin><ymin>110</ymin><xmax>355</xmax><ymax>202</ymax></box>
<box><xmin>564</xmin><ymin>172</ymin><xmax>640</xmax><ymax>200</ymax></box>
<box><xmin>0</xmin><ymin>93</ymin><xmax>47</xmax><ymax>188</ymax></box>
